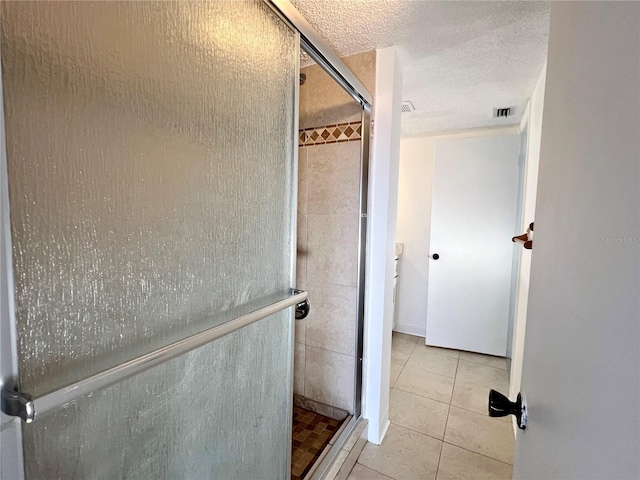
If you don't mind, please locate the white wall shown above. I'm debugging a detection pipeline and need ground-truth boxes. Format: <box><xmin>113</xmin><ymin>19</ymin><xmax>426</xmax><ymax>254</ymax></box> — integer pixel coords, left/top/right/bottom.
<box><xmin>394</xmin><ymin>138</ymin><xmax>434</xmax><ymax>336</ymax></box>
<box><xmin>509</xmin><ymin>64</ymin><xmax>546</xmax><ymax>415</ymax></box>
<box><xmin>395</xmin><ymin>126</ymin><xmax>520</xmax><ymax>338</ymax></box>
<box><xmin>514</xmin><ymin>3</ymin><xmax>639</xmax><ymax>477</ymax></box>
<box><xmin>362</xmin><ymin>46</ymin><xmax>402</xmax><ymax>444</ymax></box>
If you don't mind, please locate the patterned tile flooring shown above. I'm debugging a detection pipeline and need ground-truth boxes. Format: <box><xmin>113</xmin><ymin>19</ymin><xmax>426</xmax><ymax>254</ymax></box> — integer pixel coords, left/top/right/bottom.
<box><xmin>292</xmin><ymin>407</ymin><xmax>343</xmax><ymax>480</ymax></box>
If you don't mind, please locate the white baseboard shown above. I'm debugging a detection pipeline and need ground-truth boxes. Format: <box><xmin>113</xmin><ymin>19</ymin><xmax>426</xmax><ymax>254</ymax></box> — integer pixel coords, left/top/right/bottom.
<box><xmin>393</xmin><ymin>322</ymin><xmax>426</xmax><ymax>338</ymax></box>
<box><xmin>367</xmin><ymin>406</ymin><xmax>390</xmax><ymax>445</ymax></box>
<box><xmin>378</xmin><ymin>418</ymin><xmax>391</xmax><ymax>444</ymax></box>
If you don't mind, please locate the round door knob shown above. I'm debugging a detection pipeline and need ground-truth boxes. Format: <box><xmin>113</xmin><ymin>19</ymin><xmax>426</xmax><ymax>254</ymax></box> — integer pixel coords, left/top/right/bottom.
<box><xmin>432</xmin><ymin>253</ymin><xmax>439</xmax><ymax>260</ymax></box>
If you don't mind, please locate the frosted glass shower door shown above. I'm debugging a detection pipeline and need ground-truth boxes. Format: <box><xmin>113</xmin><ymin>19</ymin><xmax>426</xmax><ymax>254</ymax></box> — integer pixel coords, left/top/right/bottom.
<box><xmin>1</xmin><ymin>1</ymin><xmax>299</xmax><ymax>478</ymax></box>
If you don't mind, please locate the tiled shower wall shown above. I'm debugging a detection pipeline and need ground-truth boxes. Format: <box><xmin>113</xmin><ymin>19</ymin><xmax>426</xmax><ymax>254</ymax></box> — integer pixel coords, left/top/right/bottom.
<box><xmin>294</xmin><ymin>51</ymin><xmax>375</xmax><ymax>413</ymax></box>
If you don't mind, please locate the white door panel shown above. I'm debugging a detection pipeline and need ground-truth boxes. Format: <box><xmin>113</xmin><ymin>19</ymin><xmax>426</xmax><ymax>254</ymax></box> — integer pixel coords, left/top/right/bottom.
<box><xmin>426</xmin><ymin>135</ymin><xmax>520</xmax><ymax>356</ymax></box>
<box><xmin>514</xmin><ymin>2</ymin><xmax>639</xmax><ymax>478</ymax></box>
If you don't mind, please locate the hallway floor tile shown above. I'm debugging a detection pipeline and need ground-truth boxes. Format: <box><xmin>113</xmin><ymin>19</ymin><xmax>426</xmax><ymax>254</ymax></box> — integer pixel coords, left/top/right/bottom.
<box><xmin>346</xmin><ymin>333</ymin><xmax>514</xmax><ymax>480</ymax></box>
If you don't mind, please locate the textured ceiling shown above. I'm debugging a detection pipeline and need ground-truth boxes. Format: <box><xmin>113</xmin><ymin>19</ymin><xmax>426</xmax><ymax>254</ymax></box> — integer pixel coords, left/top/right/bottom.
<box><xmin>290</xmin><ymin>0</ymin><xmax>550</xmax><ymax>136</ymax></box>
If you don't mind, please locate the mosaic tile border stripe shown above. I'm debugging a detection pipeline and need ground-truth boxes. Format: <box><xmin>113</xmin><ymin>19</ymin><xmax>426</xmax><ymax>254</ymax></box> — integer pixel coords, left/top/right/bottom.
<box><xmin>299</xmin><ymin>121</ymin><xmax>362</xmax><ymax>147</ymax></box>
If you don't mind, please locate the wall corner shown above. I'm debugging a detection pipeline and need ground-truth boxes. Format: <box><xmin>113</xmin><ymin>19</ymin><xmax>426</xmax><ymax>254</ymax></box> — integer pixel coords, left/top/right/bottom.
<box><xmin>362</xmin><ymin>46</ymin><xmax>403</xmax><ymax>444</ymax></box>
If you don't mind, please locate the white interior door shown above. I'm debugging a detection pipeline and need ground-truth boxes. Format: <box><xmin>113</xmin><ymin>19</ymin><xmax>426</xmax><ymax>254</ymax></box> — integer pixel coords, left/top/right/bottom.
<box><xmin>513</xmin><ymin>3</ymin><xmax>639</xmax><ymax>478</ymax></box>
<box><xmin>426</xmin><ymin>135</ymin><xmax>520</xmax><ymax>356</ymax></box>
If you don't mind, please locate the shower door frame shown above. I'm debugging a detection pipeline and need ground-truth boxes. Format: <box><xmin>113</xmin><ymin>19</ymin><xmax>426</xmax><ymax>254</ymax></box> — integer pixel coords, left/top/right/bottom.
<box><xmin>266</xmin><ymin>1</ymin><xmax>374</xmax><ymax>477</ymax></box>
<box><xmin>0</xmin><ymin>45</ymin><xmax>24</xmax><ymax>479</ymax></box>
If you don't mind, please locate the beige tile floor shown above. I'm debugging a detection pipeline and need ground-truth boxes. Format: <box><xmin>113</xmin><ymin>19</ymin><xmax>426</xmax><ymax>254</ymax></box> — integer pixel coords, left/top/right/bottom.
<box><xmin>347</xmin><ymin>332</ymin><xmax>514</xmax><ymax>480</ymax></box>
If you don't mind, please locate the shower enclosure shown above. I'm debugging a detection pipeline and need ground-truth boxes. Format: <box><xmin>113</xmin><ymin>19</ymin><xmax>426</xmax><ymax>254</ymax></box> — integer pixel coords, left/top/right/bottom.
<box><xmin>295</xmin><ymin>52</ymin><xmax>375</xmax><ymax>410</ymax></box>
<box><xmin>291</xmin><ymin>50</ymin><xmax>374</xmax><ymax>478</ymax></box>
<box><xmin>0</xmin><ymin>1</ymin><xmax>372</xmax><ymax>478</ymax></box>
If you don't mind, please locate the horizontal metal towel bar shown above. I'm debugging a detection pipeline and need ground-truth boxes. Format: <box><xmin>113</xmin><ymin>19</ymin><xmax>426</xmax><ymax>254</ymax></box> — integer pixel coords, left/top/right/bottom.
<box><xmin>1</xmin><ymin>289</ymin><xmax>307</xmax><ymax>424</ymax></box>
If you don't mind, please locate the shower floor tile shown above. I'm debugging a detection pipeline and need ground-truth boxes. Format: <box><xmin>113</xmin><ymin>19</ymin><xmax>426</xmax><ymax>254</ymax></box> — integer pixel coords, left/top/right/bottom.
<box><xmin>292</xmin><ymin>406</ymin><xmax>343</xmax><ymax>480</ymax></box>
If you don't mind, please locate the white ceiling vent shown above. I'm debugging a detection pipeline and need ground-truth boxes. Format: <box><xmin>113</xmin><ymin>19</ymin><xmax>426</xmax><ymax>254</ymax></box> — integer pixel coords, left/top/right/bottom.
<box><xmin>494</xmin><ymin>107</ymin><xmax>512</xmax><ymax>118</ymax></box>
<box><xmin>401</xmin><ymin>101</ymin><xmax>415</xmax><ymax>113</ymax></box>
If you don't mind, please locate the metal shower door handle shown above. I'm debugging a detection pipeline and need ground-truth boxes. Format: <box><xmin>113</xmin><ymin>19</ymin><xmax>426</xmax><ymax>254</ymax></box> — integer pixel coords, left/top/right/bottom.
<box><xmin>0</xmin><ymin>290</ymin><xmax>309</xmax><ymax>423</ymax></box>
<box><xmin>293</xmin><ymin>289</ymin><xmax>310</xmax><ymax>320</ymax></box>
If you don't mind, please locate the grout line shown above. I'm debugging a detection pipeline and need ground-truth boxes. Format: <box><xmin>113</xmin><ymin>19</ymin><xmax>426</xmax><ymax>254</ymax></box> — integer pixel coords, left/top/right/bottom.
<box><xmin>389</xmin><ymin>387</ymin><xmax>451</xmax><ymax>409</ymax></box>
<box><xmin>410</xmin><ymin>346</ymin><xmax>460</xmax><ymax>362</ymax></box>
<box><xmin>391</xmin><ymin>332</ymin><xmax>421</xmax><ymax>343</ymax></box>
<box><xmin>413</xmin><ymin>340</ymin><xmax>461</xmax><ymax>359</ymax></box>
<box><xmin>401</xmin><ymin>357</ymin><xmax>458</xmax><ymax>379</ymax></box>
<box><xmin>388</xmin><ymin>345</ymin><xmax>515</xmax><ymax>472</ymax></box>
<box><xmin>441</xmin><ymin>440</ymin><xmax>514</xmax><ymax>466</ymax></box>
<box><xmin>303</xmin><ymin>277</ymin><xmax>358</xmax><ymax>288</ymax></box>
<box><xmin>391</xmin><ymin>383</ymin><xmax>453</xmax><ymax>405</ymax></box>
<box><xmin>303</xmin><ymin>213</ymin><xmax>360</xmax><ymax>219</ymax></box>
<box><xmin>457</xmin><ymin>357</ymin><xmax>508</xmax><ymax>371</ymax></box>
<box><xmin>434</xmin><ymin>440</ymin><xmax>444</xmax><ymax>479</ymax></box>
<box><xmin>397</xmin><ymin>357</ymin><xmax>407</xmax><ymax>378</ymax></box>
<box><xmin>446</xmin><ymin>402</ymin><xmax>511</xmax><ymax>423</ymax></box>
<box><xmin>336</xmin><ymin>427</ymin><xmax>370</xmax><ymax>480</ymax></box>
<box><xmin>303</xmin><ymin>344</ymin><xmax>356</xmax><ymax>358</ymax></box>
<box><xmin>389</xmin><ymin>387</ymin><xmax>510</xmax><ymax>434</ymax></box>
<box><xmin>438</xmin><ymin>374</ymin><xmax>455</xmax><ymax>475</ymax></box>
<box><xmin>407</xmin><ymin>340</ymin><xmax>418</xmax><ymax>358</ymax></box>
<box><xmin>301</xmin><ymin>350</ymin><xmax>306</xmax><ymax>397</ymax></box>
<box><xmin>354</xmin><ymin>458</ymin><xmax>397</xmax><ymax>480</ymax></box>
<box><xmin>390</xmin><ymin>361</ymin><xmax>406</xmax><ymax>388</ymax></box>
<box><xmin>435</xmin><ymin>404</ymin><xmax>452</xmax><ymax>480</ymax></box>
<box><xmin>452</xmin><ymin>376</ymin><xmax>511</xmax><ymax>392</ymax></box>
<box><xmin>447</xmin><ymin>358</ymin><xmax>460</xmax><ymax>403</ymax></box>
<box><xmin>387</xmin><ymin>416</ymin><xmax>446</xmax><ymax>444</ymax></box>
<box><xmin>305</xmin><ymin>280</ymin><xmax>359</xmax><ymax>288</ymax></box>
